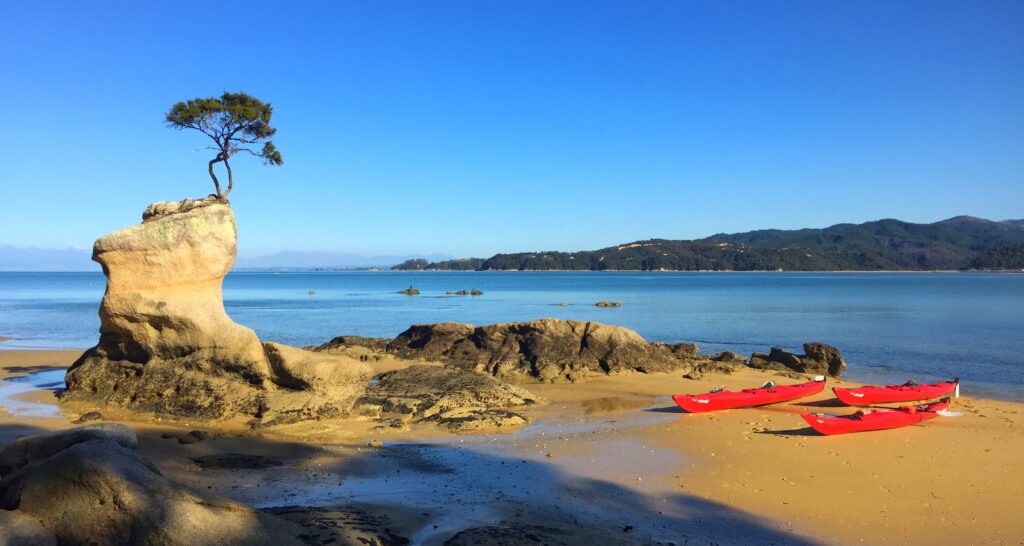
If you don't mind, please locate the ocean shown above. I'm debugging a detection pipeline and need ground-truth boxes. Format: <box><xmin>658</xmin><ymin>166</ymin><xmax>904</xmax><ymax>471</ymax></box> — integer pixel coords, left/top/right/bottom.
<box><xmin>1</xmin><ymin>271</ymin><xmax>1021</xmax><ymax>401</ymax></box>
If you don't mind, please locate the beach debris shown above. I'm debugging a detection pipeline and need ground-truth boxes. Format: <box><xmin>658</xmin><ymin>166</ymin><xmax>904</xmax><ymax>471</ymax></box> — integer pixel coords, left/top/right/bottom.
<box><xmin>161</xmin><ymin>429</ymin><xmax>211</xmax><ymax>444</ymax></box>
<box><xmin>75</xmin><ymin>411</ymin><xmax>103</xmax><ymax>423</ymax></box>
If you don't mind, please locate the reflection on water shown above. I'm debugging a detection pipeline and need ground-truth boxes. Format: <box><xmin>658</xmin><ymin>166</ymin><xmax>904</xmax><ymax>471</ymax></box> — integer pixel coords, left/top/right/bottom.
<box><xmin>0</xmin><ymin>368</ymin><xmax>66</xmax><ymax>418</ymax></box>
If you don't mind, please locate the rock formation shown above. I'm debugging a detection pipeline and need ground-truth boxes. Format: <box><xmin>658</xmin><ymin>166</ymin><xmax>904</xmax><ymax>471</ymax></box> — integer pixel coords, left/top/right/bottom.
<box><xmin>315</xmin><ymin>318</ymin><xmax>696</xmax><ymax>382</ymax></box>
<box><xmin>0</xmin><ymin>425</ymin><xmax>305</xmax><ymax>546</ymax></box>
<box><xmin>359</xmin><ymin>365</ymin><xmax>538</xmax><ymax>433</ymax></box>
<box><xmin>746</xmin><ymin>343</ymin><xmax>846</xmax><ymax>377</ymax></box>
<box><xmin>63</xmin><ymin>198</ymin><xmax>371</xmax><ymax>424</ymax></box>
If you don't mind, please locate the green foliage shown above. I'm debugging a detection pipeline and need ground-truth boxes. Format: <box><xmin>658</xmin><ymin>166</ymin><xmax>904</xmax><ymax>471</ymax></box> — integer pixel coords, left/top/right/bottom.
<box><xmin>424</xmin><ymin>217</ymin><xmax>1024</xmax><ymax>272</ymax></box>
<box><xmin>967</xmin><ymin>243</ymin><xmax>1024</xmax><ymax>270</ymax></box>
<box><xmin>391</xmin><ymin>259</ymin><xmax>429</xmax><ymax>271</ymax></box>
<box><xmin>165</xmin><ymin>91</ymin><xmax>283</xmax><ymax>198</ymax></box>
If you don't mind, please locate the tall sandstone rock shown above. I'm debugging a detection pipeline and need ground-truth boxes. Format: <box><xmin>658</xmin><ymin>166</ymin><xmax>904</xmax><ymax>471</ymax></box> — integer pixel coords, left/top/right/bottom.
<box><xmin>64</xmin><ymin>198</ymin><xmax>371</xmax><ymax>423</ymax></box>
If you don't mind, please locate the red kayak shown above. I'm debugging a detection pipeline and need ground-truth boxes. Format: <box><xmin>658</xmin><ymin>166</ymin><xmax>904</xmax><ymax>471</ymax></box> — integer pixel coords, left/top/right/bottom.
<box><xmin>802</xmin><ymin>398</ymin><xmax>950</xmax><ymax>435</ymax></box>
<box><xmin>833</xmin><ymin>378</ymin><xmax>959</xmax><ymax>406</ymax></box>
<box><xmin>672</xmin><ymin>377</ymin><xmax>826</xmax><ymax>413</ymax></box>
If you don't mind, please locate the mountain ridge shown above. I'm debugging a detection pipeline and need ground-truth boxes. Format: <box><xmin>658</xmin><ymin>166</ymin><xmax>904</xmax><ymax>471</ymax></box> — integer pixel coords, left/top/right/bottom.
<box><xmin>397</xmin><ymin>216</ymin><xmax>1024</xmax><ymax>272</ymax></box>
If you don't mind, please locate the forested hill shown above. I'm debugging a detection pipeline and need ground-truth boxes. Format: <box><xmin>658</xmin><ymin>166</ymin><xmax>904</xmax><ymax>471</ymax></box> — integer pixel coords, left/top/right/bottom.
<box><xmin>394</xmin><ymin>216</ymin><xmax>1024</xmax><ymax>271</ymax></box>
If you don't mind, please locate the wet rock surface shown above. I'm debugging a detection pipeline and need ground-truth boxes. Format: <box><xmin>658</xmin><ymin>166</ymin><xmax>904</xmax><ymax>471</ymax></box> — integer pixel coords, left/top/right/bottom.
<box><xmin>316</xmin><ymin>319</ymin><xmax>696</xmax><ymax>383</ymax></box>
<box><xmin>359</xmin><ymin>365</ymin><xmax>538</xmax><ymax>433</ymax></box>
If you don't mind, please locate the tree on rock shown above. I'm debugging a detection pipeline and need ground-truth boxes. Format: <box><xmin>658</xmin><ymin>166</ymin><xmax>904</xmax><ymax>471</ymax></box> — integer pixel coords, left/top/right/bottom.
<box><xmin>166</xmin><ymin>92</ymin><xmax>283</xmax><ymax>200</ymax></box>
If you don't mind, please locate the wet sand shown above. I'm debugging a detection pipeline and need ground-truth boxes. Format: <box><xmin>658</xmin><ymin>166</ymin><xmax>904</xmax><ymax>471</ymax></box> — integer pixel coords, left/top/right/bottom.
<box><xmin>1</xmin><ymin>349</ymin><xmax>1021</xmax><ymax>545</ymax></box>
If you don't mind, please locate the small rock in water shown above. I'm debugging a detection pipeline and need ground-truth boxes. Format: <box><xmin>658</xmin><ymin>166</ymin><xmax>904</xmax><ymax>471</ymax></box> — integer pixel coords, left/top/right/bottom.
<box><xmin>398</xmin><ymin>286</ymin><xmax>420</xmax><ymax>295</ymax></box>
<box><xmin>368</xmin><ymin>439</ymin><xmax>384</xmax><ymax>448</ymax></box>
<box><xmin>595</xmin><ymin>301</ymin><xmax>622</xmax><ymax>307</ymax></box>
<box><xmin>623</xmin><ymin>525</ymin><xmax>634</xmax><ymax>533</ymax></box>
<box><xmin>308</xmin><ymin>290</ymin><xmax>316</xmax><ymax>296</ymax></box>
<box><xmin>76</xmin><ymin>411</ymin><xmax>103</xmax><ymax>423</ymax></box>
<box><xmin>470</xmin><ymin>288</ymin><xmax>484</xmax><ymax>296</ymax></box>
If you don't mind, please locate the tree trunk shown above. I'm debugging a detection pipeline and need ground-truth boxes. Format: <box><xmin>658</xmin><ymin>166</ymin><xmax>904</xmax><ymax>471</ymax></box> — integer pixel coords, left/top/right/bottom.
<box><xmin>208</xmin><ymin>155</ymin><xmax>225</xmax><ymax>199</ymax></box>
<box><xmin>223</xmin><ymin>155</ymin><xmax>234</xmax><ymax>199</ymax></box>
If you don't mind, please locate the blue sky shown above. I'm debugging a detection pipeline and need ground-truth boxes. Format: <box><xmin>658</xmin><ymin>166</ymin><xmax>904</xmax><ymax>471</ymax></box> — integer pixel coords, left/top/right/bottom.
<box><xmin>1</xmin><ymin>1</ymin><xmax>1021</xmax><ymax>258</ymax></box>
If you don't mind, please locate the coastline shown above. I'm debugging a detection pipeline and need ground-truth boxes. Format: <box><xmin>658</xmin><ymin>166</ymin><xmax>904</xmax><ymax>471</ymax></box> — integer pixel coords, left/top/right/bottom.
<box><xmin>2</xmin><ymin>348</ymin><xmax>1021</xmax><ymax>545</ymax></box>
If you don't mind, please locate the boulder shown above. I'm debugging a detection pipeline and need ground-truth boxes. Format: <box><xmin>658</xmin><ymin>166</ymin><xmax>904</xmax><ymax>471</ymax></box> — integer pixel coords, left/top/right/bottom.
<box><xmin>0</xmin><ymin>510</ymin><xmax>55</xmax><ymax>546</ymax></box>
<box><xmin>360</xmin><ymin>365</ymin><xmax>538</xmax><ymax>433</ymax></box>
<box><xmin>747</xmin><ymin>344</ymin><xmax>846</xmax><ymax>377</ymax></box>
<box><xmin>0</xmin><ymin>425</ymin><xmax>303</xmax><ymax>546</ymax></box>
<box><xmin>257</xmin><ymin>343</ymin><xmax>373</xmax><ymax>426</ymax></box>
<box><xmin>803</xmin><ymin>342</ymin><xmax>847</xmax><ymax>377</ymax></box>
<box><xmin>317</xmin><ymin>319</ymin><xmax>694</xmax><ymax>382</ymax></box>
<box><xmin>0</xmin><ymin>423</ymin><xmax>136</xmax><ymax>475</ymax></box>
<box><xmin>63</xmin><ymin>199</ymin><xmax>373</xmax><ymax>423</ymax></box>
<box><xmin>64</xmin><ymin>199</ymin><xmax>272</xmax><ymax>418</ymax></box>
<box><xmin>655</xmin><ymin>342</ymin><xmax>699</xmax><ymax>360</ymax></box>
<box><xmin>767</xmin><ymin>347</ymin><xmax>803</xmax><ymax>369</ymax></box>
<box><xmin>711</xmin><ymin>351</ymin><xmax>746</xmax><ymax>363</ymax></box>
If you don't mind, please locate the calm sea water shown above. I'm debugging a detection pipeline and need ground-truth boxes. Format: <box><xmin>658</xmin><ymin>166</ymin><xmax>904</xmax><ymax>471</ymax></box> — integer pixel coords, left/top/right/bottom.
<box><xmin>1</xmin><ymin>271</ymin><xmax>1022</xmax><ymax>401</ymax></box>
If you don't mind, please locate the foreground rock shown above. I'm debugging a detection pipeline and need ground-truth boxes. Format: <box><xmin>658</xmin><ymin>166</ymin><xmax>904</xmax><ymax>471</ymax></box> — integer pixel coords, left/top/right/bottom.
<box><xmin>63</xmin><ymin>198</ymin><xmax>371</xmax><ymax>425</ymax></box>
<box><xmin>359</xmin><ymin>365</ymin><xmax>538</xmax><ymax>433</ymax></box>
<box><xmin>747</xmin><ymin>342</ymin><xmax>846</xmax><ymax>377</ymax></box>
<box><xmin>0</xmin><ymin>425</ymin><xmax>304</xmax><ymax>546</ymax></box>
<box><xmin>316</xmin><ymin>319</ymin><xmax>696</xmax><ymax>382</ymax></box>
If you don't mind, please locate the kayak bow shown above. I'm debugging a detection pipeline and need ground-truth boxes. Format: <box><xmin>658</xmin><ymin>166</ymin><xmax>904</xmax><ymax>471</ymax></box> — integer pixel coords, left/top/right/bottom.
<box><xmin>672</xmin><ymin>376</ymin><xmax>826</xmax><ymax>413</ymax></box>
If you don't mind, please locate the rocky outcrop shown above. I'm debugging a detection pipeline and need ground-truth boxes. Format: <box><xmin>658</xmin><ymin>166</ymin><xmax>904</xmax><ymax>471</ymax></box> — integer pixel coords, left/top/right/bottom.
<box><xmin>801</xmin><ymin>342</ymin><xmax>847</xmax><ymax>377</ymax></box>
<box><xmin>359</xmin><ymin>365</ymin><xmax>538</xmax><ymax>433</ymax></box>
<box><xmin>315</xmin><ymin>319</ymin><xmax>696</xmax><ymax>382</ymax></box>
<box><xmin>259</xmin><ymin>343</ymin><xmax>372</xmax><ymax>426</ymax></box>
<box><xmin>63</xmin><ymin>199</ymin><xmax>371</xmax><ymax>424</ymax></box>
<box><xmin>0</xmin><ymin>425</ymin><xmax>304</xmax><ymax>546</ymax></box>
<box><xmin>746</xmin><ymin>343</ymin><xmax>846</xmax><ymax>377</ymax></box>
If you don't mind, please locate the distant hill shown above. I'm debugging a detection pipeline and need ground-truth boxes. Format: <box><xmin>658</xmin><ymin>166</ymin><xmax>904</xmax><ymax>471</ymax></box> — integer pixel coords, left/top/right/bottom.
<box><xmin>968</xmin><ymin>242</ymin><xmax>1024</xmax><ymax>270</ymax></box>
<box><xmin>0</xmin><ymin>246</ymin><xmax>95</xmax><ymax>271</ymax></box>
<box><xmin>235</xmin><ymin>251</ymin><xmax>455</xmax><ymax>270</ymax></box>
<box><xmin>418</xmin><ymin>216</ymin><xmax>1024</xmax><ymax>272</ymax></box>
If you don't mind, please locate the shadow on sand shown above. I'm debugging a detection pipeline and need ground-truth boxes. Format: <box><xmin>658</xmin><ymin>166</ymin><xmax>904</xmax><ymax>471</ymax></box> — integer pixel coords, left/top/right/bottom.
<box><xmin>0</xmin><ymin>417</ymin><xmax>826</xmax><ymax>545</ymax></box>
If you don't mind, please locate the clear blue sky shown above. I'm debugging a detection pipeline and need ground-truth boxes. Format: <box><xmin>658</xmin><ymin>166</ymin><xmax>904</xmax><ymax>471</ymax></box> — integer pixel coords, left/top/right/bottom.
<box><xmin>1</xmin><ymin>1</ymin><xmax>1022</xmax><ymax>258</ymax></box>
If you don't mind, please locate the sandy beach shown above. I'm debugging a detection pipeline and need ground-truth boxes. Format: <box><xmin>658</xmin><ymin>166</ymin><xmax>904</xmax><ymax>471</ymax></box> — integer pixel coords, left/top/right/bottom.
<box><xmin>1</xmin><ymin>348</ymin><xmax>1020</xmax><ymax>545</ymax></box>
